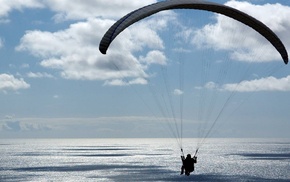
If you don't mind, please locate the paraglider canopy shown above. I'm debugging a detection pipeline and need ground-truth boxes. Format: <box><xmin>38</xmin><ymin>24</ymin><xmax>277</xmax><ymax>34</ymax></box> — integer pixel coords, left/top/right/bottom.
<box><xmin>98</xmin><ymin>1</ymin><xmax>289</xmax><ymax>173</ymax></box>
<box><xmin>99</xmin><ymin>0</ymin><xmax>288</xmax><ymax>64</ymax></box>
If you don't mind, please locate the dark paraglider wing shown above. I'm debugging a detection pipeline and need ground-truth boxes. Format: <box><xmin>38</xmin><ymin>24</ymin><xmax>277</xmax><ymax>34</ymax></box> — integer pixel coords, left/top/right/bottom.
<box><xmin>99</xmin><ymin>0</ymin><xmax>288</xmax><ymax>64</ymax></box>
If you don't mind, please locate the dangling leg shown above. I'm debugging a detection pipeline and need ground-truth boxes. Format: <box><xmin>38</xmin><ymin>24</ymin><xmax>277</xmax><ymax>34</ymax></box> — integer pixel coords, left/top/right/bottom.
<box><xmin>180</xmin><ymin>166</ymin><xmax>184</xmax><ymax>175</ymax></box>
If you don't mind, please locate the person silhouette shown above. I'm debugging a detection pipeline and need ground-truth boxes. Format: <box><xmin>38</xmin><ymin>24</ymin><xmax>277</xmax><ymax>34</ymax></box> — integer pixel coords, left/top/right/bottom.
<box><xmin>180</xmin><ymin>154</ymin><xmax>197</xmax><ymax>176</ymax></box>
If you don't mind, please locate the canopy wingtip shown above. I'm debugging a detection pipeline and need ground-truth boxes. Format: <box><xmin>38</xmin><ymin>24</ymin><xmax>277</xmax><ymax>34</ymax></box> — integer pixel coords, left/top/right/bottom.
<box><xmin>283</xmin><ymin>56</ymin><xmax>288</xmax><ymax>64</ymax></box>
<box><xmin>99</xmin><ymin>47</ymin><xmax>107</xmax><ymax>55</ymax></box>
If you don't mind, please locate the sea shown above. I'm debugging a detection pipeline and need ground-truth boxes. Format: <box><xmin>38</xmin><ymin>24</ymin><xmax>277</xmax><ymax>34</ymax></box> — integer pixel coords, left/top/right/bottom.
<box><xmin>0</xmin><ymin>138</ymin><xmax>289</xmax><ymax>182</ymax></box>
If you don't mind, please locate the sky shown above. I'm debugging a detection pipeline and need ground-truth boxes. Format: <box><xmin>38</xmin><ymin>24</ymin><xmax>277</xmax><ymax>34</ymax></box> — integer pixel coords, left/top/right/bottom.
<box><xmin>0</xmin><ymin>0</ymin><xmax>290</xmax><ymax>139</ymax></box>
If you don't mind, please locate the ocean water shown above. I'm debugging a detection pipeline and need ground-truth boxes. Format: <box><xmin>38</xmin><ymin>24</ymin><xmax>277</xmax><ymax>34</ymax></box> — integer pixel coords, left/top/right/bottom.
<box><xmin>0</xmin><ymin>138</ymin><xmax>289</xmax><ymax>182</ymax></box>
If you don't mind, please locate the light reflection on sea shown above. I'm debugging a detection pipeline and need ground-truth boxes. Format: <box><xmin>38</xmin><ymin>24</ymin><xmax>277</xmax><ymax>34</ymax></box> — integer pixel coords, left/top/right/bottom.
<box><xmin>0</xmin><ymin>138</ymin><xmax>289</xmax><ymax>181</ymax></box>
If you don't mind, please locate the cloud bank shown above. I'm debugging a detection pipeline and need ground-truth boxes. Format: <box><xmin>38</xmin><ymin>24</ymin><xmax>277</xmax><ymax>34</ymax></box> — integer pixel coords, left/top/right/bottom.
<box><xmin>192</xmin><ymin>1</ymin><xmax>290</xmax><ymax>62</ymax></box>
<box><xmin>222</xmin><ymin>76</ymin><xmax>290</xmax><ymax>92</ymax></box>
<box><xmin>0</xmin><ymin>74</ymin><xmax>30</xmax><ymax>91</ymax></box>
<box><xmin>16</xmin><ymin>10</ymin><xmax>173</xmax><ymax>85</ymax></box>
<box><xmin>2</xmin><ymin>0</ymin><xmax>290</xmax><ymax>93</ymax></box>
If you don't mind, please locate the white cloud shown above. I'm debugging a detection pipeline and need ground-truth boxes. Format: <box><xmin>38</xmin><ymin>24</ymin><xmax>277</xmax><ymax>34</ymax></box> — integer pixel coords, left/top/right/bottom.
<box><xmin>0</xmin><ymin>37</ymin><xmax>3</xmax><ymax>48</ymax></box>
<box><xmin>4</xmin><ymin>115</ymin><xmax>15</xmax><ymax>119</ymax></box>
<box><xmin>0</xmin><ymin>116</ymin><xmax>173</xmax><ymax>138</ymax></box>
<box><xmin>44</xmin><ymin>0</ymin><xmax>157</xmax><ymax>21</ymax></box>
<box><xmin>20</xmin><ymin>63</ymin><xmax>30</xmax><ymax>69</ymax></box>
<box><xmin>197</xmin><ymin>75</ymin><xmax>290</xmax><ymax>92</ymax></box>
<box><xmin>205</xmin><ymin>82</ymin><xmax>218</xmax><ymax>90</ymax></box>
<box><xmin>0</xmin><ymin>0</ymin><xmax>43</xmax><ymax>21</ymax></box>
<box><xmin>173</xmin><ymin>89</ymin><xmax>183</xmax><ymax>95</ymax></box>
<box><xmin>192</xmin><ymin>1</ymin><xmax>290</xmax><ymax>62</ymax></box>
<box><xmin>27</xmin><ymin>72</ymin><xmax>54</xmax><ymax>78</ymax></box>
<box><xmin>0</xmin><ymin>74</ymin><xmax>30</xmax><ymax>91</ymax></box>
<box><xmin>53</xmin><ymin>95</ymin><xmax>59</xmax><ymax>99</ymax></box>
<box><xmin>173</xmin><ymin>47</ymin><xmax>191</xmax><ymax>53</ymax></box>
<box><xmin>0</xmin><ymin>120</ymin><xmax>52</xmax><ymax>132</ymax></box>
<box><xmin>1</xmin><ymin>0</ymin><xmax>152</xmax><ymax>31</ymax></box>
<box><xmin>0</xmin><ymin>0</ymin><xmax>157</xmax><ymax>22</ymax></box>
<box><xmin>139</xmin><ymin>50</ymin><xmax>167</xmax><ymax>66</ymax></box>
<box><xmin>222</xmin><ymin>76</ymin><xmax>290</xmax><ymax>92</ymax></box>
<box><xmin>17</xmin><ymin>9</ymin><xmax>174</xmax><ymax>84</ymax></box>
<box><xmin>104</xmin><ymin>77</ymin><xmax>148</xmax><ymax>86</ymax></box>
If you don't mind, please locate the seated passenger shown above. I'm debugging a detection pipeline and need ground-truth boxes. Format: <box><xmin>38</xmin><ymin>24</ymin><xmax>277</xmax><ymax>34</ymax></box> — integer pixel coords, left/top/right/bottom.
<box><xmin>180</xmin><ymin>154</ymin><xmax>197</xmax><ymax>176</ymax></box>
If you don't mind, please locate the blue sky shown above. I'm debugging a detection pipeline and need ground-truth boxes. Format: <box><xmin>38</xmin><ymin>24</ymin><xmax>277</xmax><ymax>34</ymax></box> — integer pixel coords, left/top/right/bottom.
<box><xmin>0</xmin><ymin>0</ymin><xmax>290</xmax><ymax>139</ymax></box>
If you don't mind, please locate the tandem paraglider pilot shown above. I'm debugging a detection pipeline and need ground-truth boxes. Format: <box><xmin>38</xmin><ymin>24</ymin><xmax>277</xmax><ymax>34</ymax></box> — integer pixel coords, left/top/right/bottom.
<box><xmin>180</xmin><ymin>154</ymin><xmax>197</xmax><ymax>176</ymax></box>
